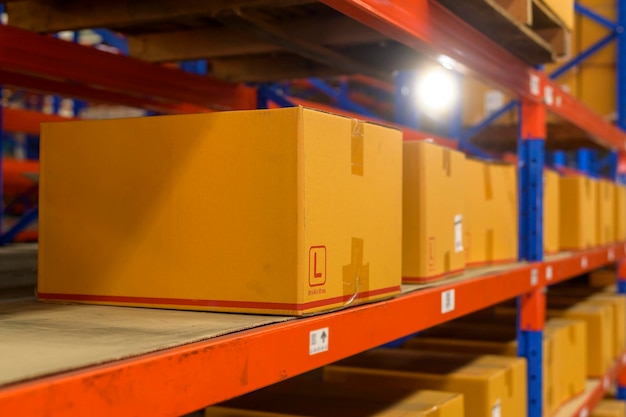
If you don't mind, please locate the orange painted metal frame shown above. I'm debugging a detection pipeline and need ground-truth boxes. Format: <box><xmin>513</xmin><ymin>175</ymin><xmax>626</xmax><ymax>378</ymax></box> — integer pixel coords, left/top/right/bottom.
<box><xmin>571</xmin><ymin>352</ymin><xmax>626</xmax><ymax>417</ymax></box>
<box><xmin>0</xmin><ymin>243</ymin><xmax>624</xmax><ymax>416</ymax></box>
<box><xmin>2</xmin><ymin>108</ymin><xmax>75</xmax><ymax>135</ymax></box>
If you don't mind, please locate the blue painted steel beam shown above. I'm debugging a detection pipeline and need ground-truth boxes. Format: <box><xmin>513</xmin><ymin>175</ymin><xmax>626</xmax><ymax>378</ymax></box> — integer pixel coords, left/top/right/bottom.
<box><xmin>308</xmin><ymin>78</ymin><xmax>377</xmax><ymax>118</ymax></box>
<box><xmin>0</xmin><ymin>207</ymin><xmax>38</xmax><ymax>245</ymax></box>
<box><xmin>0</xmin><ymin>88</ymin><xmax>3</xmax><ymax>241</ymax></box>
<box><xmin>394</xmin><ymin>71</ymin><xmax>420</xmax><ymax>130</ymax></box>
<box><xmin>575</xmin><ymin>2</ymin><xmax>618</xmax><ymax>30</ymax></box>
<box><xmin>550</xmin><ymin>151</ymin><xmax>566</xmax><ymax>168</ymax></box>
<box><xmin>460</xmin><ymin>100</ymin><xmax>518</xmax><ymax>143</ymax></box>
<box><xmin>517</xmin><ymin>329</ymin><xmax>543</xmax><ymax>417</ymax></box>
<box><xmin>257</xmin><ymin>85</ymin><xmax>295</xmax><ymax>109</ymax></box>
<box><xmin>92</xmin><ymin>29</ymin><xmax>129</xmax><ymax>55</ymax></box>
<box><xmin>180</xmin><ymin>60</ymin><xmax>208</xmax><ymax>76</ymax></box>
<box><xmin>550</xmin><ymin>31</ymin><xmax>617</xmax><ymax>80</ymax></box>
<box><xmin>518</xmin><ymin>139</ymin><xmax>544</xmax><ymax>262</ymax></box>
<box><xmin>576</xmin><ymin>149</ymin><xmax>594</xmax><ymax>175</ymax></box>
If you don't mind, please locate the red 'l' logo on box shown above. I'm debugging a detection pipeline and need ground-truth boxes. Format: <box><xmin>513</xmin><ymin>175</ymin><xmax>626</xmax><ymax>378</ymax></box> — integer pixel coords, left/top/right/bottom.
<box><xmin>309</xmin><ymin>246</ymin><xmax>327</xmax><ymax>287</ymax></box>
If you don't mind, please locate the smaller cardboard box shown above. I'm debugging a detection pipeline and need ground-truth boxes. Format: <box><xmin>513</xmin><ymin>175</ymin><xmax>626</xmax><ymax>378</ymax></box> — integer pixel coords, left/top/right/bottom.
<box><xmin>547</xmin><ymin>303</ymin><xmax>614</xmax><ymax>377</ymax></box>
<box><xmin>403</xmin><ymin>141</ymin><xmax>465</xmax><ymax>283</ymax></box>
<box><xmin>559</xmin><ymin>174</ymin><xmax>597</xmax><ymax>250</ymax></box>
<box><xmin>540</xmin><ymin>0</ymin><xmax>574</xmax><ymax>30</ymax></box>
<box><xmin>615</xmin><ymin>184</ymin><xmax>626</xmax><ymax>241</ymax></box>
<box><xmin>597</xmin><ymin>179</ymin><xmax>616</xmax><ymax>245</ymax></box>
<box><xmin>465</xmin><ymin>159</ymin><xmax>518</xmax><ymax>266</ymax></box>
<box><xmin>206</xmin><ymin>388</ymin><xmax>465</xmax><ymax>417</ymax></box>
<box><xmin>324</xmin><ymin>349</ymin><xmax>526</xmax><ymax>417</ymax></box>
<box><xmin>544</xmin><ymin>169</ymin><xmax>560</xmax><ymax>254</ymax></box>
<box><xmin>590</xmin><ymin>268</ymin><xmax>616</xmax><ymax>288</ymax></box>
<box><xmin>591</xmin><ymin>400</ymin><xmax>626</xmax><ymax>417</ymax></box>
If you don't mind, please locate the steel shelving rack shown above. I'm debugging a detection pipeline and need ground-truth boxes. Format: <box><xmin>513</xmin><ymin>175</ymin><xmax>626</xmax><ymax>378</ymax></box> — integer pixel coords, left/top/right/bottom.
<box><xmin>2</xmin><ymin>1</ymin><xmax>626</xmax><ymax>417</ymax></box>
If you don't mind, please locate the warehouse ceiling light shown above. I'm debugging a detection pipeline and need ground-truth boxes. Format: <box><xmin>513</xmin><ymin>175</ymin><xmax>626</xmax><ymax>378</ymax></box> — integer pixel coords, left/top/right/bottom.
<box><xmin>416</xmin><ymin>66</ymin><xmax>458</xmax><ymax>114</ymax></box>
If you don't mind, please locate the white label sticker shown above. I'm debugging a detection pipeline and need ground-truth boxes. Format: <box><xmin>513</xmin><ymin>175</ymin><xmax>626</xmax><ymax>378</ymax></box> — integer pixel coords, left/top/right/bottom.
<box><xmin>581</xmin><ymin>256</ymin><xmax>588</xmax><ymax>269</ymax></box>
<box><xmin>441</xmin><ymin>289</ymin><xmax>455</xmax><ymax>314</ymax></box>
<box><xmin>609</xmin><ymin>249</ymin><xmax>615</xmax><ymax>261</ymax></box>
<box><xmin>485</xmin><ymin>90</ymin><xmax>505</xmax><ymax>115</ymax></box>
<box><xmin>580</xmin><ymin>407</ymin><xmax>589</xmax><ymax>417</ymax></box>
<box><xmin>309</xmin><ymin>328</ymin><xmax>329</xmax><ymax>355</ymax></box>
<box><xmin>546</xmin><ymin>266</ymin><xmax>553</xmax><ymax>281</ymax></box>
<box><xmin>544</xmin><ymin>86</ymin><xmax>554</xmax><ymax>105</ymax></box>
<box><xmin>492</xmin><ymin>399</ymin><xmax>501</xmax><ymax>417</ymax></box>
<box><xmin>531</xmin><ymin>268</ymin><xmax>539</xmax><ymax>286</ymax></box>
<box><xmin>454</xmin><ymin>214</ymin><xmax>463</xmax><ymax>253</ymax></box>
<box><xmin>530</xmin><ymin>75</ymin><xmax>540</xmax><ymax>96</ymax></box>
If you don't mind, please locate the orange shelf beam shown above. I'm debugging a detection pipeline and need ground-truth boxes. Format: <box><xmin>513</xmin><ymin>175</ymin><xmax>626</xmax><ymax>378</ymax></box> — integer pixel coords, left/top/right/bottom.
<box><xmin>0</xmin><ymin>244</ymin><xmax>624</xmax><ymax>416</ymax></box>
<box><xmin>2</xmin><ymin>108</ymin><xmax>75</xmax><ymax>135</ymax></box>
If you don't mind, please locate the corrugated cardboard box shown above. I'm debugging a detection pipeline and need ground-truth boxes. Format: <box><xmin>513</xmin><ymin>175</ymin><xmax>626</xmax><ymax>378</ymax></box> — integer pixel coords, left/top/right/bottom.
<box><xmin>591</xmin><ymin>399</ymin><xmax>626</xmax><ymax>417</ymax></box>
<box><xmin>38</xmin><ymin>107</ymin><xmax>402</xmax><ymax>315</ymax></box>
<box><xmin>324</xmin><ymin>349</ymin><xmax>527</xmax><ymax>417</ymax></box>
<box><xmin>403</xmin><ymin>141</ymin><xmax>465</xmax><ymax>283</ymax></box>
<box><xmin>615</xmin><ymin>184</ymin><xmax>626</xmax><ymax>241</ymax></box>
<box><xmin>401</xmin><ymin>320</ymin><xmax>577</xmax><ymax>416</ymax></box>
<box><xmin>544</xmin><ymin>169</ymin><xmax>560</xmax><ymax>254</ymax></box>
<box><xmin>559</xmin><ymin>174</ymin><xmax>596</xmax><ymax>250</ymax></box>
<box><xmin>597</xmin><ymin>179</ymin><xmax>616</xmax><ymax>244</ymax></box>
<box><xmin>206</xmin><ymin>385</ymin><xmax>465</xmax><ymax>417</ymax></box>
<box><xmin>465</xmin><ymin>159</ymin><xmax>518</xmax><ymax>266</ymax></box>
<box><xmin>590</xmin><ymin>268</ymin><xmax>616</xmax><ymax>288</ymax></box>
<box><xmin>548</xmin><ymin>303</ymin><xmax>613</xmax><ymax>376</ymax></box>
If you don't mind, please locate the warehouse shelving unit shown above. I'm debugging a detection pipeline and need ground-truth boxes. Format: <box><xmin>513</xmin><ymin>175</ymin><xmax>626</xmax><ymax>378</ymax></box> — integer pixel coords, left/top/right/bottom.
<box><xmin>2</xmin><ymin>1</ymin><xmax>626</xmax><ymax>417</ymax></box>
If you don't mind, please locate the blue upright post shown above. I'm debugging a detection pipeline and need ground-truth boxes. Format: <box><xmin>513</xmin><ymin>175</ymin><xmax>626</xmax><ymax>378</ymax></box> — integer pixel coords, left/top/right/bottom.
<box><xmin>394</xmin><ymin>71</ymin><xmax>420</xmax><ymax>130</ymax></box>
<box><xmin>577</xmin><ymin>148</ymin><xmax>593</xmax><ymax>174</ymax></box>
<box><xmin>518</xmin><ymin>98</ymin><xmax>546</xmax><ymax>417</ymax></box>
<box><xmin>0</xmin><ymin>87</ymin><xmax>3</xmax><ymax>243</ymax></box>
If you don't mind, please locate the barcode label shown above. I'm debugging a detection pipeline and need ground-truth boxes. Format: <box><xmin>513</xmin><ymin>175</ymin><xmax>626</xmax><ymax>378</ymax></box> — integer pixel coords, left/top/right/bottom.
<box><xmin>441</xmin><ymin>289</ymin><xmax>455</xmax><ymax>314</ymax></box>
<box><xmin>454</xmin><ymin>215</ymin><xmax>463</xmax><ymax>253</ymax></box>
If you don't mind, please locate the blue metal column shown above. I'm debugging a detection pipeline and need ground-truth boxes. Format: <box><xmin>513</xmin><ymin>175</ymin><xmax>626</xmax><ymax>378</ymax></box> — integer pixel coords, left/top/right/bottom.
<box><xmin>617</xmin><ymin>0</ymin><xmax>626</xmax><ymax>131</ymax></box>
<box><xmin>0</xmin><ymin>86</ymin><xmax>3</xmax><ymax>242</ymax></box>
<box><xmin>517</xmin><ymin>98</ymin><xmax>546</xmax><ymax>417</ymax></box>
<box><xmin>394</xmin><ymin>71</ymin><xmax>420</xmax><ymax>129</ymax></box>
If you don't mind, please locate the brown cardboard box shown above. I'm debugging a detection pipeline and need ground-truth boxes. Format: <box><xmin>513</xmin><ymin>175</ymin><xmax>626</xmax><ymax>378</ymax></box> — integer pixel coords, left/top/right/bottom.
<box><xmin>206</xmin><ymin>384</ymin><xmax>465</xmax><ymax>417</ymax></box>
<box><xmin>401</xmin><ymin>320</ymin><xmax>581</xmax><ymax>416</ymax></box>
<box><xmin>615</xmin><ymin>184</ymin><xmax>626</xmax><ymax>241</ymax></box>
<box><xmin>324</xmin><ymin>349</ymin><xmax>526</xmax><ymax>417</ymax></box>
<box><xmin>559</xmin><ymin>174</ymin><xmax>597</xmax><ymax>250</ymax></box>
<box><xmin>590</xmin><ymin>268</ymin><xmax>617</xmax><ymax>288</ymax></box>
<box><xmin>545</xmin><ymin>169</ymin><xmax>561</xmax><ymax>254</ymax></box>
<box><xmin>403</xmin><ymin>141</ymin><xmax>465</xmax><ymax>283</ymax></box>
<box><xmin>591</xmin><ymin>399</ymin><xmax>626</xmax><ymax>417</ymax></box>
<box><xmin>38</xmin><ymin>107</ymin><xmax>402</xmax><ymax>316</ymax></box>
<box><xmin>465</xmin><ymin>159</ymin><xmax>518</xmax><ymax>266</ymax></box>
<box><xmin>597</xmin><ymin>179</ymin><xmax>616</xmax><ymax>244</ymax></box>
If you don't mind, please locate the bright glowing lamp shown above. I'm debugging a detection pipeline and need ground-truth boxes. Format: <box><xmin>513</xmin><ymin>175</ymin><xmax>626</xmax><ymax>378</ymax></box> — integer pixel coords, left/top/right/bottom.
<box><xmin>416</xmin><ymin>67</ymin><xmax>458</xmax><ymax>114</ymax></box>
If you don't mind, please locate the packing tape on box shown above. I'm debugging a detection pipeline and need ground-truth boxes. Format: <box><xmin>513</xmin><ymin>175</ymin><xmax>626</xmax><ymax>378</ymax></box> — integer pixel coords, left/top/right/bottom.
<box><xmin>351</xmin><ymin>120</ymin><xmax>364</xmax><ymax>176</ymax></box>
<box><xmin>342</xmin><ymin>237</ymin><xmax>370</xmax><ymax>306</ymax></box>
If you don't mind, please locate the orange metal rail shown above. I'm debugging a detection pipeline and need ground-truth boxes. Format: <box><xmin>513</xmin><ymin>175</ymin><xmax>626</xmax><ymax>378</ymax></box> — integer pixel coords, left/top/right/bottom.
<box><xmin>2</xmin><ymin>108</ymin><xmax>75</xmax><ymax>135</ymax></box>
<box><xmin>0</xmin><ymin>244</ymin><xmax>624</xmax><ymax>416</ymax></box>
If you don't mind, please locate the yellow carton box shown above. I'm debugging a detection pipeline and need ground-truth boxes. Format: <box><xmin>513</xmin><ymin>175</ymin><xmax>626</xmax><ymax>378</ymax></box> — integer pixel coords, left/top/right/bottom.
<box><xmin>544</xmin><ymin>319</ymin><xmax>587</xmax><ymax>402</ymax></box>
<box><xmin>38</xmin><ymin>107</ymin><xmax>403</xmax><ymax>315</ymax></box>
<box><xmin>465</xmin><ymin>159</ymin><xmax>518</xmax><ymax>266</ymax></box>
<box><xmin>403</xmin><ymin>141</ymin><xmax>465</xmax><ymax>283</ymax></box>
<box><xmin>540</xmin><ymin>0</ymin><xmax>575</xmax><ymax>30</ymax></box>
<box><xmin>591</xmin><ymin>400</ymin><xmax>626</xmax><ymax>417</ymax></box>
<box><xmin>559</xmin><ymin>174</ymin><xmax>597</xmax><ymax>250</ymax></box>
<box><xmin>207</xmin><ymin>385</ymin><xmax>465</xmax><ymax>417</ymax></box>
<box><xmin>548</xmin><ymin>303</ymin><xmax>614</xmax><ymax>376</ymax></box>
<box><xmin>402</xmin><ymin>331</ymin><xmax>557</xmax><ymax>417</ymax></box>
<box><xmin>544</xmin><ymin>169</ymin><xmax>560</xmax><ymax>254</ymax></box>
<box><xmin>615</xmin><ymin>184</ymin><xmax>626</xmax><ymax>241</ymax></box>
<box><xmin>325</xmin><ymin>349</ymin><xmax>527</xmax><ymax>417</ymax></box>
<box><xmin>597</xmin><ymin>179</ymin><xmax>616</xmax><ymax>244</ymax></box>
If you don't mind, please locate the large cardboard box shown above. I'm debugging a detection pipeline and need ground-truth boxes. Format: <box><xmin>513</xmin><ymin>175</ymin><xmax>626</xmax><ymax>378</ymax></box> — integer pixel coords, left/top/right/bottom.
<box><xmin>544</xmin><ymin>319</ymin><xmax>587</xmax><ymax>402</ymax></box>
<box><xmin>38</xmin><ymin>107</ymin><xmax>403</xmax><ymax>315</ymax></box>
<box><xmin>615</xmin><ymin>184</ymin><xmax>626</xmax><ymax>241</ymax></box>
<box><xmin>559</xmin><ymin>174</ymin><xmax>597</xmax><ymax>250</ymax></box>
<box><xmin>465</xmin><ymin>159</ymin><xmax>518</xmax><ymax>266</ymax></box>
<box><xmin>591</xmin><ymin>400</ymin><xmax>626</xmax><ymax>417</ymax></box>
<box><xmin>324</xmin><ymin>349</ymin><xmax>527</xmax><ymax>417</ymax></box>
<box><xmin>545</xmin><ymin>169</ymin><xmax>560</xmax><ymax>254</ymax></box>
<box><xmin>597</xmin><ymin>179</ymin><xmax>616</xmax><ymax>244</ymax></box>
<box><xmin>403</xmin><ymin>141</ymin><xmax>465</xmax><ymax>283</ymax></box>
<box><xmin>547</xmin><ymin>292</ymin><xmax>625</xmax><ymax>358</ymax></box>
<box><xmin>402</xmin><ymin>329</ymin><xmax>557</xmax><ymax>416</ymax></box>
<box><xmin>206</xmin><ymin>385</ymin><xmax>465</xmax><ymax>417</ymax></box>
<box><xmin>548</xmin><ymin>303</ymin><xmax>614</xmax><ymax>376</ymax></box>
